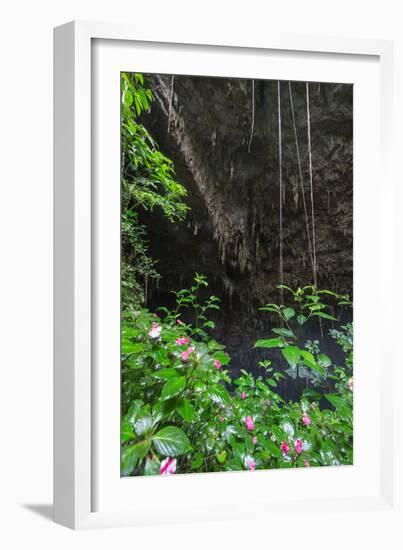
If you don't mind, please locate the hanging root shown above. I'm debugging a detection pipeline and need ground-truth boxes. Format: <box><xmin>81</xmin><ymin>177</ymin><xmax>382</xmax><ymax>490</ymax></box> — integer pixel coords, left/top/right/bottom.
<box><xmin>167</xmin><ymin>75</ymin><xmax>175</xmax><ymax>132</ymax></box>
<box><xmin>306</xmin><ymin>83</ymin><xmax>318</xmax><ymax>287</ymax></box>
<box><xmin>288</xmin><ymin>82</ymin><xmax>315</xmax><ymax>281</ymax></box>
<box><xmin>247</xmin><ymin>80</ymin><xmax>255</xmax><ymax>153</ymax></box>
<box><xmin>277</xmin><ymin>81</ymin><xmax>284</xmax><ymax>303</ymax></box>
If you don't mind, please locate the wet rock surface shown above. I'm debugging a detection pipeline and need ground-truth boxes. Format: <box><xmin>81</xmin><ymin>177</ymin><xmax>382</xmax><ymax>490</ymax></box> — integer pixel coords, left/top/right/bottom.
<box><xmin>139</xmin><ymin>75</ymin><xmax>353</xmax><ymax>377</ymax></box>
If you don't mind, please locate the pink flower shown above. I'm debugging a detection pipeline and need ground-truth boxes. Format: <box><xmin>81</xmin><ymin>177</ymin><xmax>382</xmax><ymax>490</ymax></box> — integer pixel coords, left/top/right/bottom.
<box><xmin>148</xmin><ymin>322</ymin><xmax>161</xmax><ymax>339</ymax></box>
<box><xmin>280</xmin><ymin>441</ymin><xmax>289</xmax><ymax>455</ymax></box>
<box><xmin>214</xmin><ymin>358</ymin><xmax>221</xmax><ymax>370</ymax></box>
<box><xmin>245</xmin><ymin>416</ymin><xmax>255</xmax><ymax>431</ymax></box>
<box><xmin>160</xmin><ymin>457</ymin><xmax>177</xmax><ymax>475</ymax></box>
<box><xmin>181</xmin><ymin>346</ymin><xmax>195</xmax><ymax>362</ymax></box>
<box><xmin>176</xmin><ymin>337</ymin><xmax>190</xmax><ymax>346</ymax></box>
<box><xmin>303</xmin><ymin>460</ymin><xmax>310</xmax><ymax>467</ymax></box>
<box><xmin>241</xmin><ymin>392</ymin><xmax>247</xmax><ymax>400</ymax></box>
<box><xmin>245</xmin><ymin>457</ymin><xmax>256</xmax><ymax>471</ymax></box>
<box><xmin>348</xmin><ymin>377</ymin><xmax>353</xmax><ymax>392</ymax></box>
<box><xmin>302</xmin><ymin>412</ymin><xmax>312</xmax><ymax>426</ymax></box>
<box><xmin>295</xmin><ymin>438</ymin><xmax>303</xmax><ymax>455</ymax></box>
<box><xmin>252</xmin><ymin>436</ymin><xmax>258</xmax><ymax>445</ymax></box>
<box><xmin>176</xmin><ymin>319</ymin><xmax>184</xmax><ymax>326</ymax></box>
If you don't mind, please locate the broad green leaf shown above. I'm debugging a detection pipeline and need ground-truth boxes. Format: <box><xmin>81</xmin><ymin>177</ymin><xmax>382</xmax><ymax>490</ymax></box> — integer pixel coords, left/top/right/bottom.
<box><xmin>133</xmin><ymin>412</ymin><xmax>153</xmax><ymax>436</ymax></box>
<box><xmin>216</xmin><ymin>450</ymin><xmax>227</xmax><ymax>464</ymax></box>
<box><xmin>283</xmin><ymin>307</ymin><xmax>295</xmax><ymax>321</ymax></box>
<box><xmin>206</xmin><ymin>384</ymin><xmax>230</xmax><ymax>405</ymax></box>
<box><xmin>272</xmin><ymin>328</ymin><xmax>296</xmax><ymax>339</ymax></box>
<box><xmin>153</xmin><ymin>397</ymin><xmax>180</xmax><ymax>423</ymax></box>
<box><xmin>297</xmin><ymin>315</ymin><xmax>307</xmax><ymax>326</ymax></box>
<box><xmin>152</xmin><ymin>426</ymin><xmax>190</xmax><ymax>456</ymax></box>
<box><xmin>121</xmin><ymin>445</ymin><xmax>138</xmax><ymax>476</ymax></box>
<box><xmin>223</xmin><ymin>424</ymin><xmax>237</xmax><ymax>443</ymax></box>
<box><xmin>194</xmin><ymin>381</ymin><xmax>206</xmax><ymax>393</ymax></box>
<box><xmin>177</xmin><ymin>398</ymin><xmax>196</xmax><ymax>422</ymax></box>
<box><xmin>271</xmin><ymin>425</ymin><xmax>286</xmax><ymax>441</ymax></box>
<box><xmin>227</xmin><ymin>457</ymin><xmax>243</xmax><ymax>470</ymax></box>
<box><xmin>152</xmin><ymin>347</ymin><xmax>170</xmax><ymax>366</ymax></box>
<box><xmin>121</xmin><ymin>420</ymin><xmax>134</xmax><ymax>443</ymax></box>
<box><xmin>194</xmin><ymin>342</ymin><xmax>209</xmax><ymax>359</ymax></box>
<box><xmin>254</xmin><ymin>337</ymin><xmax>283</xmax><ymax>349</ymax></box>
<box><xmin>124</xmin><ymin>356</ymin><xmax>144</xmax><ymax>370</ymax></box>
<box><xmin>264</xmin><ymin>439</ymin><xmax>282</xmax><ymax>457</ymax></box>
<box><xmin>123</xmin><ymin>90</ymin><xmax>133</xmax><ymax>107</ymax></box>
<box><xmin>191</xmin><ymin>453</ymin><xmax>203</xmax><ymax>470</ymax></box>
<box><xmin>325</xmin><ymin>394</ymin><xmax>352</xmax><ymax>420</ymax></box>
<box><xmin>245</xmin><ymin>436</ymin><xmax>254</xmax><ymax>454</ymax></box>
<box><xmin>152</xmin><ymin>368</ymin><xmax>178</xmax><ymax>379</ymax></box>
<box><xmin>213</xmin><ymin>351</ymin><xmax>230</xmax><ymax>366</ymax></box>
<box><xmin>121</xmin><ymin>440</ymin><xmax>151</xmax><ymax>475</ymax></box>
<box><xmin>318</xmin><ymin>353</ymin><xmax>332</xmax><ymax>368</ymax></box>
<box><xmin>207</xmin><ymin>339</ymin><xmax>226</xmax><ymax>352</ymax></box>
<box><xmin>133</xmin><ymin>439</ymin><xmax>151</xmax><ymax>461</ymax></box>
<box><xmin>312</xmin><ymin>312</ymin><xmax>337</xmax><ymax>321</ymax></box>
<box><xmin>144</xmin><ymin>458</ymin><xmax>160</xmax><ymax>476</ymax></box>
<box><xmin>121</xmin><ymin>341</ymin><xmax>145</xmax><ymax>355</ymax></box>
<box><xmin>281</xmin><ymin>346</ymin><xmax>301</xmax><ymax>368</ymax></box>
<box><xmin>161</xmin><ymin>376</ymin><xmax>186</xmax><ymax>401</ymax></box>
<box><xmin>317</xmin><ymin>289</ymin><xmax>338</xmax><ymax>297</ymax></box>
<box><xmin>300</xmin><ymin>350</ymin><xmax>324</xmax><ymax>375</ymax></box>
<box><xmin>319</xmin><ymin>440</ymin><xmax>340</xmax><ymax>466</ymax></box>
<box><xmin>125</xmin><ymin>400</ymin><xmax>143</xmax><ymax>424</ymax></box>
<box><xmin>281</xmin><ymin>420</ymin><xmax>295</xmax><ymax>437</ymax></box>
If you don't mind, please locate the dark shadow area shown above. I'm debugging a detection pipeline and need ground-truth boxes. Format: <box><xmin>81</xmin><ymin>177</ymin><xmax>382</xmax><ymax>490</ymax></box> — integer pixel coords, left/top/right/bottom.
<box><xmin>23</xmin><ymin>503</ymin><xmax>53</xmax><ymax>522</ymax></box>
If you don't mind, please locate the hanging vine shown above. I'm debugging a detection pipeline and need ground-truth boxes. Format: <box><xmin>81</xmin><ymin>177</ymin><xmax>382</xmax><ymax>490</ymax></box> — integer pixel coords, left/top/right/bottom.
<box><xmin>288</xmin><ymin>82</ymin><xmax>315</xmax><ymax>281</ymax></box>
<box><xmin>277</xmin><ymin>81</ymin><xmax>284</xmax><ymax>302</ymax></box>
<box><xmin>306</xmin><ymin>82</ymin><xmax>318</xmax><ymax>287</ymax></box>
<box><xmin>167</xmin><ymin>75</ymin><xmax>175</xmax><ymax>133</ymax></box>
<box><xmin>247</xmin><ymin>79</ymin><xmax>255</xmax><ymax>153</ymax></box>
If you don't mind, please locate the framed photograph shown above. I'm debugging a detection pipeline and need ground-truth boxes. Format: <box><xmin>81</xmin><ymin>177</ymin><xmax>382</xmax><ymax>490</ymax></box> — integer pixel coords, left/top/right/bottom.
<box><xmin>54</xmin><ymin>21</ymin><xmax>400</xmax><ymax>531</ymax></box>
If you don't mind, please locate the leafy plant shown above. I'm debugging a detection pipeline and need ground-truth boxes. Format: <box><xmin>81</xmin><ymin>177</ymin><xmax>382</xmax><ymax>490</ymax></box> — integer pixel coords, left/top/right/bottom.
<box><xmin>159</xmin><ymin>273</ymin><xmax>221</xmax><ymax>341</ymax></box>
<box><xmin>121</xmin><ymin>209</ymin><xmax>160</xmax><ymax>307</ymax></box>
<box><xmin>121</xmin><ymin>277</ymin><xmax>353</xmax><ymax>476</ymax></box>
<box><xmin>121</xmin><ymin>72</ymin><xmax>190</xmax><ymax>309</ymax></box>
<box><xmin>121</xmin><ymin>72</ymin><xmax>189</xmax><ymax>222</ymax></box>
<box><xmin>255</xmin><ymin>285</ymin><xmax>351</xmax><ymax>388</ymax></box>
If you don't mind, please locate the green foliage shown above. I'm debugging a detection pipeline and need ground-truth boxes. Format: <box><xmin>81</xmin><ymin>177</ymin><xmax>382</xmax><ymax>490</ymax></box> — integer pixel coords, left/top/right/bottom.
<box><xmin>121</xmin><ymin>277</ymin><xmax>353</xmax><ymax>476</ymax></box>
<box><xmin>121</xmin><ymin>72</ymin><xmax>190</xmax><ymax>308</ymax></box>
<box><xmin>257</xmin><ymin>285</ymin><xmax>352</xmax><ymax>386</ymax></box>
<box><xmin>330</xmin><ymin>322</ymin><xmax>353</xmax><ymax>372</ymax></box>
<box><xmin>161</xmin><ymin>273</ymin><xmax>221</xmax><ymax>341</ymax></box>
<box><xmin>121</xmin><ymin>72</ymin><xmax>189</xmax><ymax>222</ymax></box>
<box><xmin>121</xmin><ymin>209</ymin><xmax>160</xmax><ymax>307</ymax></box>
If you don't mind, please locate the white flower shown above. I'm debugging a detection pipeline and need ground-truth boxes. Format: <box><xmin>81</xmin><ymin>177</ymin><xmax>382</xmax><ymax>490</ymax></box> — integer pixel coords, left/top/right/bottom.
<box><xmin>148</xmin><ymin>322</ymin><xmax>161</xmax><ymax>339</ymax></box>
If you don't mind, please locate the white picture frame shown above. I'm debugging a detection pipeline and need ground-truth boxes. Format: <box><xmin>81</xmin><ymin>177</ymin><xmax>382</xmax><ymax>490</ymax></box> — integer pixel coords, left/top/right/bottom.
<box><xmin>54</xmin><ymin>20</ymin><xmax>401</xmax><ymax>531</ymax></box>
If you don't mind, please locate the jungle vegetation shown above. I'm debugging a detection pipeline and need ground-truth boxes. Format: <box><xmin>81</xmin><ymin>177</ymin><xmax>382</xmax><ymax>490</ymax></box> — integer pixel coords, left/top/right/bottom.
<box><xmin>120</xmin><ymin>72</ymin><xmax>353</xmax><ymax>476</ymax></box>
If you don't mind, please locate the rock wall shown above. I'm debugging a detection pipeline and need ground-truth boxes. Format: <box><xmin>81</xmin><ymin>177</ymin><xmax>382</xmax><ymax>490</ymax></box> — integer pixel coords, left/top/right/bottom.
<box><xmin>138</xmin><ymin>74</ymin><xmax>353</xmax><ymax>375</ymax></box>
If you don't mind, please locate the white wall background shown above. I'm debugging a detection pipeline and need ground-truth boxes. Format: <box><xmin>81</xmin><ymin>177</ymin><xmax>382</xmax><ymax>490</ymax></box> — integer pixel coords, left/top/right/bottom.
<box><xmin>0</xmin><ymin>1</ymin><xmax>401</xmax><ymax>548</ymax></box>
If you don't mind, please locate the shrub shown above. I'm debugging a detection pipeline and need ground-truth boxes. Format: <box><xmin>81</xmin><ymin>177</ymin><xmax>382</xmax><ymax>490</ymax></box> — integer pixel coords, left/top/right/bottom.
<box><xmin>121</xmin><ymin>276</ymin><xmax>353</xmax><ymax>476</ymax></box>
